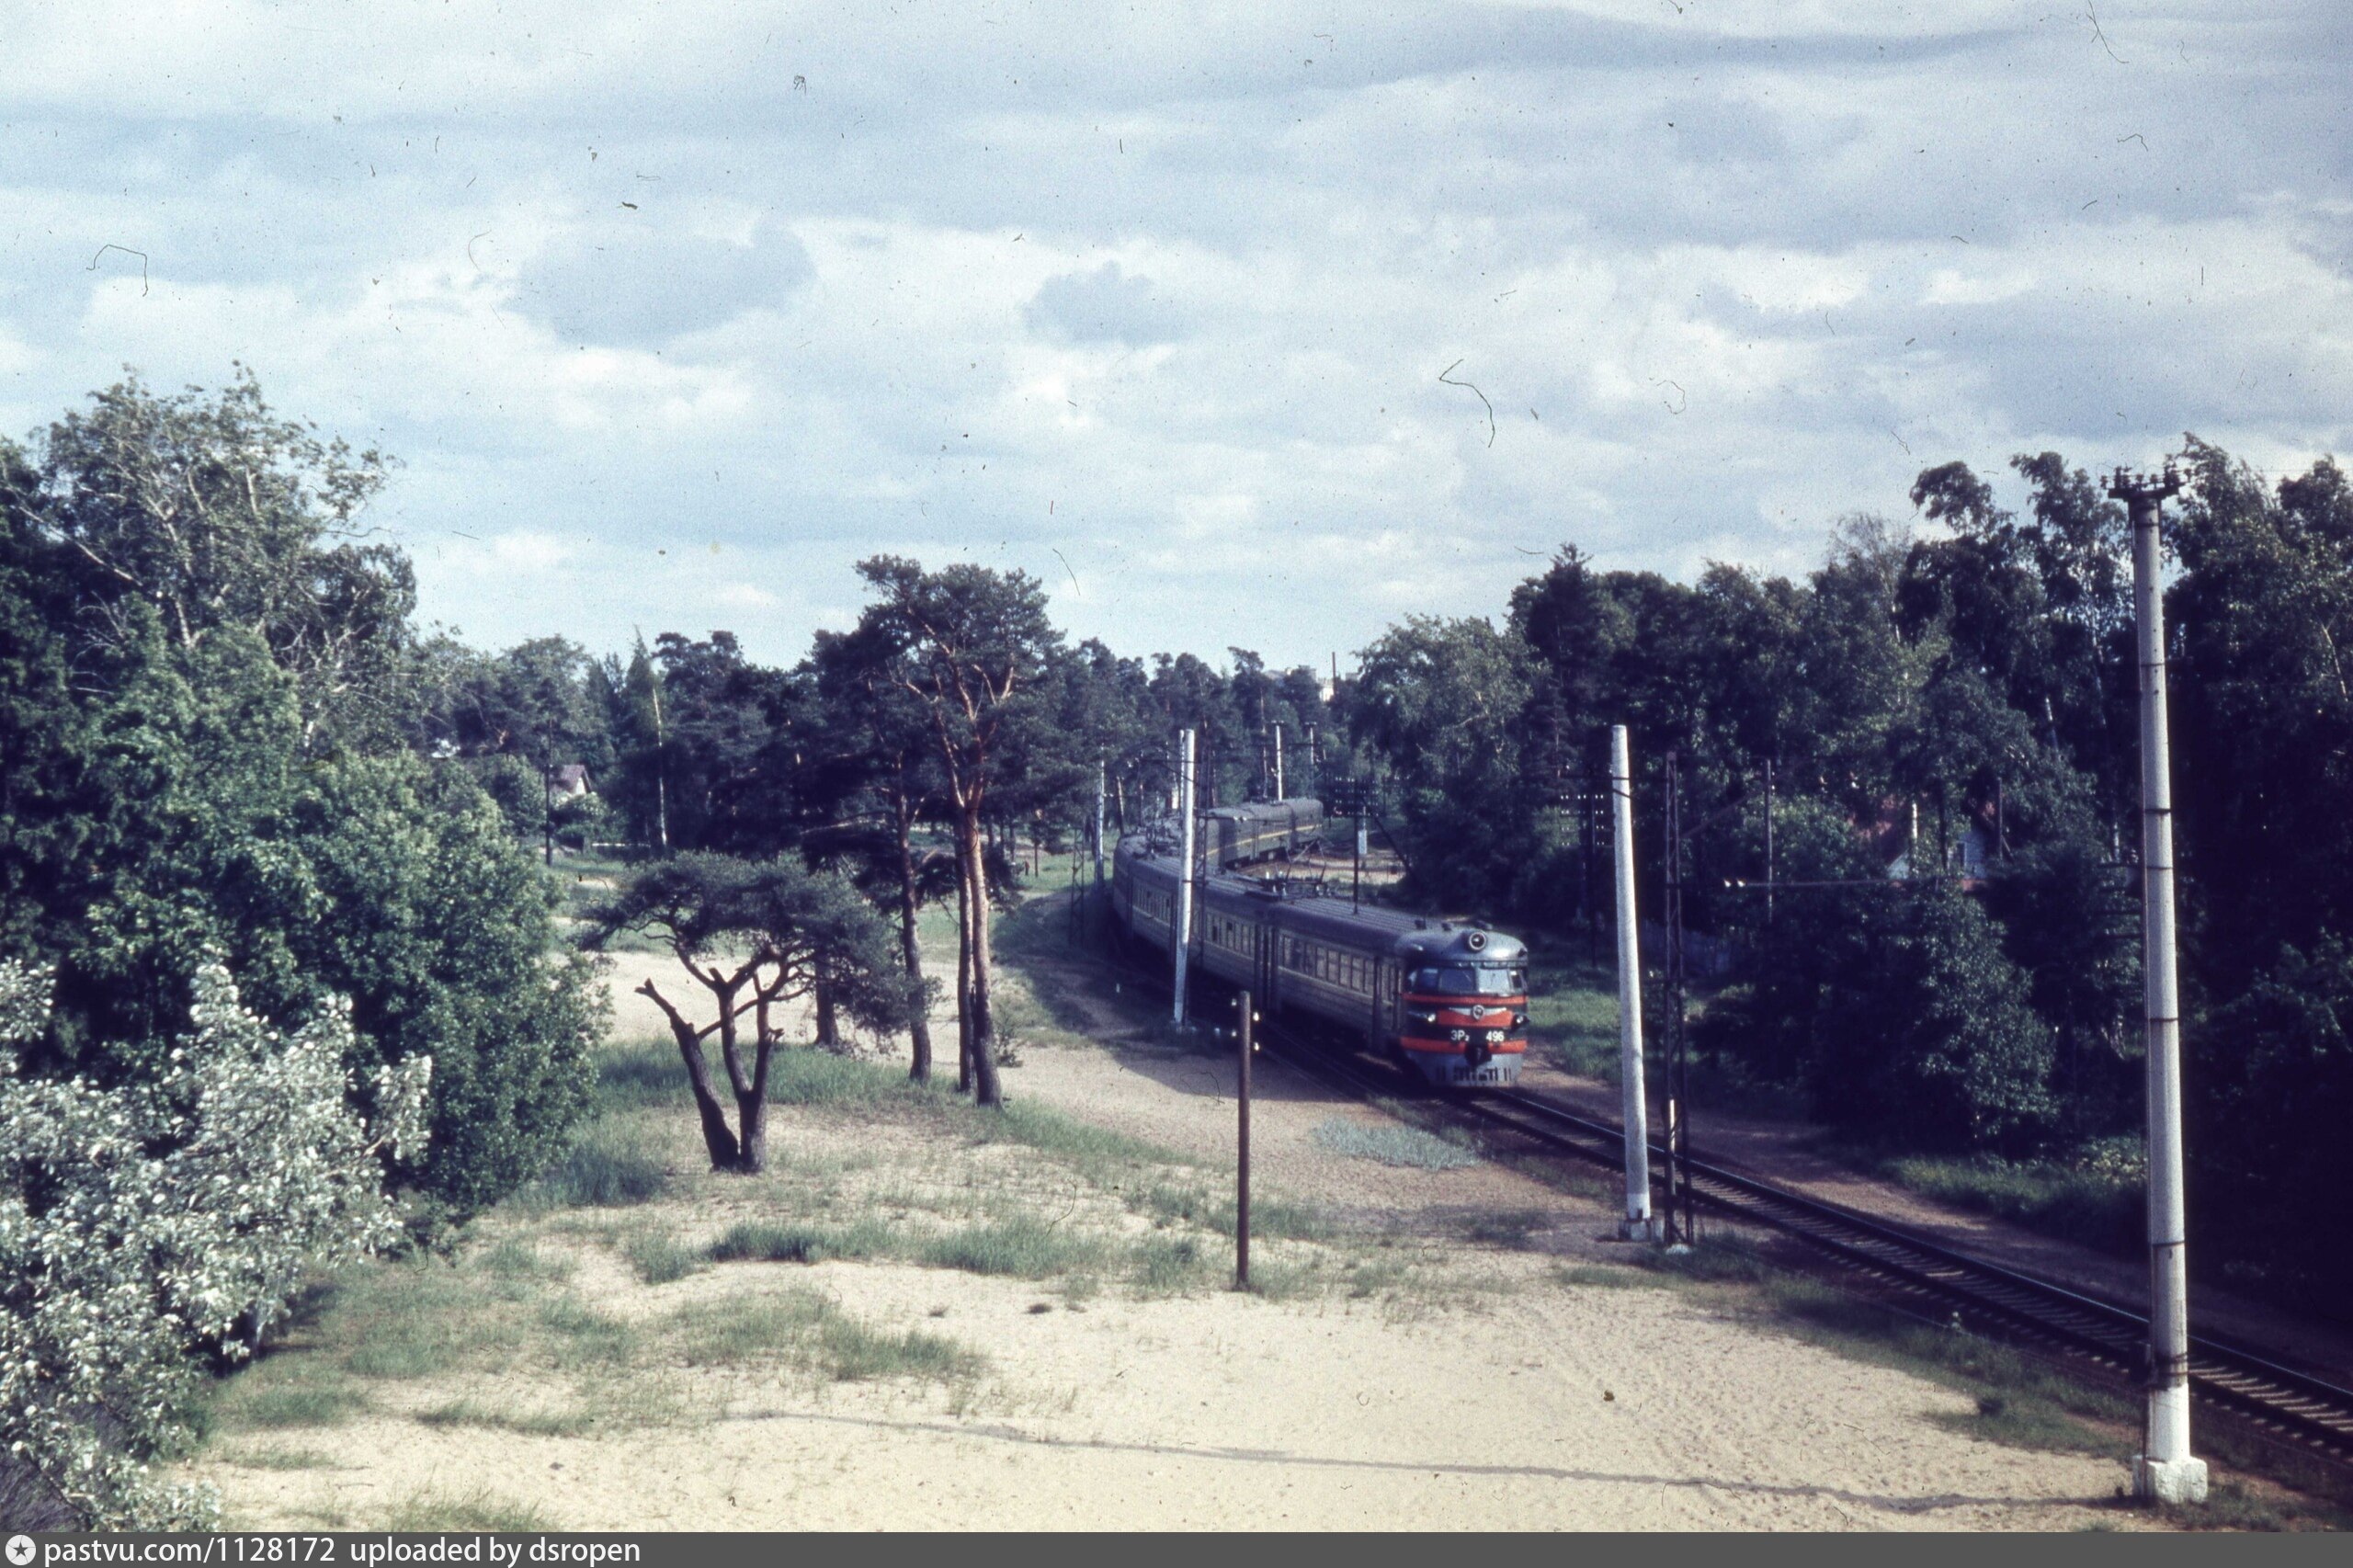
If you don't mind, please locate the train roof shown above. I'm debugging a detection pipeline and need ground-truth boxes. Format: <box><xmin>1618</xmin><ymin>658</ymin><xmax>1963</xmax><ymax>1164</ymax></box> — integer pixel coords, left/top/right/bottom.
<box><xmin>1199</xmin><ymin>796</ymin><xmax>1325</xmax><ymax>823</ymax></box>
<box><xmin>1120</xmin><ymin>842</ymin><xmax>1525</xmax><ymax>964</ymax></box>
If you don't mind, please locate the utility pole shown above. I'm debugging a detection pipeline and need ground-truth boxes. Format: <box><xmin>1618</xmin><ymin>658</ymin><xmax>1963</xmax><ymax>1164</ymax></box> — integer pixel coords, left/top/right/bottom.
<box><xmin>1235</xmin><ymin>988</ymin><xmax>1254</xmax><ymax>1290</ymax></box>
<box><xmin>1662</xmin><ymin>748</ymin><xmax>1695</xmax><ymax>1246</ymax></box>
<box><xmin>1093</xmin><ymin>757</ymin><xmax>1107</xmax><ymax>891</ymax></box>
<box><xmin>1354</xmin><ymin>790</ymin><xmax>1368</xmax><ymax>908</ymax></box>
<box><xmin>1273</xmin><ymin>725</ymin><xmax>1285</xmax><ymax>800</ymax></box>
<box><xmin>1610</xmin><ymin>727</ymin><xmax>1660</xmax><ymax>1242</ymax></box>
<box><xmin>1174</xmin><ymin>729</ymin><xmax>1198</xmax><ymax>1029</ymax></box>
<box><xmin>1763</xmin><ymin>759</ymin><xmax>1776</xmax><ymax>926</ymax></box>
<box><xmin>2110</xmin><ymin>462</ymin><xmax>2207</xmax><ymax>1506</ymax></box>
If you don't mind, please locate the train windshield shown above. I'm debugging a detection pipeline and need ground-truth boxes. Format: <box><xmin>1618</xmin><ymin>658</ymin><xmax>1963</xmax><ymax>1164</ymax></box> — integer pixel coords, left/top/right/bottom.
<box><xmin>1409</xmin><ymin>965</ymin><xmax>1525</xmax><ymax>995</ymax></box>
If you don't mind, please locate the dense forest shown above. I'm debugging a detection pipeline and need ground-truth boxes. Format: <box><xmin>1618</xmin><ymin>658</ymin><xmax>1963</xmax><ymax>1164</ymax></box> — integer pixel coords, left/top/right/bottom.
<box><xmin>4</xmin><ymin>371</ymin><xmax>2349</xmax><ymax>1522</ymax></box>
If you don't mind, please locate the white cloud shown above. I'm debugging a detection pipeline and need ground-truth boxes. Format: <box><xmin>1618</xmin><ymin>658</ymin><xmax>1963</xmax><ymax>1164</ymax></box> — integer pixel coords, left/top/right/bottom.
<box><xmin>1</xmin><ymin>2</ymin><xmax>2346</xmax><ymax>670</ymax></box>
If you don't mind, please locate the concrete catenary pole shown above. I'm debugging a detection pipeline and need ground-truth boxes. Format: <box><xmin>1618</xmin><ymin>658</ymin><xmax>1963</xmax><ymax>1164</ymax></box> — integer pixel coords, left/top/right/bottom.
<box><xmin>1273</xmin><ymin>725</ymin><xmax>1285</xmax><ymax>801</ymax></box>
<box><xmin>1093</xmin><ymin>757</ymin><xmax>1107</xmax><ymax>890</ymax></box>
<box><xmin>1610</xmin><ymin>726</ymin><xmax>1660</xmax><ymax>1242</ymax></box>
<box><xmin>1174</xmin><ymin>729</ymin><xmax>1198</xmax><ymax>1028</ymax></box>
<box><xmin>2114</xmin><ymin>464</ymin><xmax>2206</xmax><ymax>1506</ymax></box>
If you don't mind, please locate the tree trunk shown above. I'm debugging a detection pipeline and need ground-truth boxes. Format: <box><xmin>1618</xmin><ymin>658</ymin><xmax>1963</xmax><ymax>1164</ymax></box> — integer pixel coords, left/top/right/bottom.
<box><xmin>961</xmin><ymin>812</ymin><xmax>1004</xmax><ymax>1106</ymax></box>
<box><xmin>736</xmin><ymin>1085</ymin><xmax>767</xmax><ymax>1173</ymax></box>
<box><xmin>637</xmin><ymin>981</ymin><xmax>742</xmax><ymax>1168</ymax></box>
<box><xmin>895</xmin><ymin>792</ymin><xmax>934</xmax><ymax>1083</ymax></box>
<box><xmin>954</xmin><ymin>840</ymin><xmax>973</xmax><ymax>1093</ymax></box>
<box><xmin>813</xmin><ymin>976</ymin><xmax>840</xmax><ymax>1050</ymax></box>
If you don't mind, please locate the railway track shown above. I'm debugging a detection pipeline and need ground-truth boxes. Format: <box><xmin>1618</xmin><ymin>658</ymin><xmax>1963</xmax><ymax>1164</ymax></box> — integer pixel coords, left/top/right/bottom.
<box><xmin>1244</xmin><ymin>1007</ymin><xmax>2353</xmax><ymax>1471</ymax></box>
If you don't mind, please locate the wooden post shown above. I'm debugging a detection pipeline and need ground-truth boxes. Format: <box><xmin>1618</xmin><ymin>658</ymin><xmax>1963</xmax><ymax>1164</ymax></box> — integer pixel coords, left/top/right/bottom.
<box><xmin>1236</xmin><ymin>988</ymin><xmax>1253</xmax><ymax>1290</ymax></box>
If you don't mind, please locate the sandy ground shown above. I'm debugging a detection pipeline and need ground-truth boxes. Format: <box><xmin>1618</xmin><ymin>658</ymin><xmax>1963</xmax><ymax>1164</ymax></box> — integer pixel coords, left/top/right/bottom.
<box><xmin>187</xmin><ymin>924</ymin><xmax>2172</xmax><ymax>1532</ymax></box>
<box><xmin>211</xmin><ymin>1253</ymin><xmax>2143</xmax><ymax>1531</ymax></box>
<box><xmin>1504</xmin><ymin>1054</ymin><xmax>2353</xmax><ymax>1386</ymax></box>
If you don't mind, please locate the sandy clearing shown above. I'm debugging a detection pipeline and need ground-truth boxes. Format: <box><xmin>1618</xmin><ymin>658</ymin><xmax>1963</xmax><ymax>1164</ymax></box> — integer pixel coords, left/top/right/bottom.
<box><xmin>183</xmin><ymin>908</ymin><xmax>2185</xmax><ymax>1531</ymax></box>
<box><xmin>203</xmin><ymin>1254</ymin><xmax>2143</xmax><ymax>1532</ymax></box>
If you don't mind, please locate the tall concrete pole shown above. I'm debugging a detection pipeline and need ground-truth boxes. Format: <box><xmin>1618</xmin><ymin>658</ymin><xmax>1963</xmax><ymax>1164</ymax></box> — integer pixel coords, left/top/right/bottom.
<box><xmin>1093</xmin><ymin>757</ymin><xmax>1107</xmax><ymax>889</ymax></box>
<box><xmin>1273</xmin><ymin>725</ymin><xmax>1285</xmax><ymax>800</ymax></box>
<box><xmin>2114</xmin><ymin>465</ymin><xmax>2205</xmax><ymax>1506</ymax></box>
<box><xmin>1174</xmin><ymin>729</ymin><xmax>1198</xmax><ymax>1028</ymax></box>
<box><xmin>1610</xmin><ymin>726</ymin><xmax>1659</xmax><ymax>1242</ymax></box>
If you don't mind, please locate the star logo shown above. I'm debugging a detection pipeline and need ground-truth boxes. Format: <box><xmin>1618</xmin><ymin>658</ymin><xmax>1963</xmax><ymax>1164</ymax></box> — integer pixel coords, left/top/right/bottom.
<box><xmin>7</xmin><ymin>1534</ymin><xmax>37</xmax><ymax>1565</ymax></box>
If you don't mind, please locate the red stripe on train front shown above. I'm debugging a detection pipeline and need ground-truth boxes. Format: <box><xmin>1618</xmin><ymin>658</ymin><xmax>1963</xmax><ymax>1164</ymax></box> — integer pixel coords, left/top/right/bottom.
<box><xmin>1399</xmin><ymin>1037</ymin><xmax>1528</xmax><ymax>1056</ymax></box>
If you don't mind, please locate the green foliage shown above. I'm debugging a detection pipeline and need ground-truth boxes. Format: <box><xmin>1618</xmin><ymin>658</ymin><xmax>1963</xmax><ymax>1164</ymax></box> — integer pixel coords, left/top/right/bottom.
<box><xmin>2194</xmin><ymin>935</ymin><xmax>2353</xmax><ymax>1304</ymax></box>
<box><xmin>1875</xmin><ymin>1146</ymin><xmax>2142</xmax><ymax>1256</ymax></box>
<box><xmin>0</xmin><ymin>378</ymin><xmax>599</xmax><ymax>1217</ymax></box>
<box><xmin>1708</xmin><ymin>883</ymin><xmax>2054</xmax><ymax>1153</ymax></box>
<box><xmin>1346</xmin><ymin>614</ymin><xmax>1538</xmax><ymax>909</ymax></box>
<box><xmin>0</xmin><ymin>960</ymin><xmax>426</xmax><ymax>1530</ymax></box>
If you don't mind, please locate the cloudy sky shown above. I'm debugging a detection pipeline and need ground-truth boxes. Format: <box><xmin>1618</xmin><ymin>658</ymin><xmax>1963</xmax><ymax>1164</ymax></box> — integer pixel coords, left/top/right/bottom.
<box><xmin>3</xmin><ymin>2</ymin><xmax>2347</xmax><ymax>671</ymax></box>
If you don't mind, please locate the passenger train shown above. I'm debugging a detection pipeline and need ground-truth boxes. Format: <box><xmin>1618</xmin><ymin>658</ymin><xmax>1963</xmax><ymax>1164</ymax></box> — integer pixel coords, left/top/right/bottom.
<box><xmin>1110</xmin><ymin>799</ymin><xmax>1530</xmax><ymax>1087</ymax></box>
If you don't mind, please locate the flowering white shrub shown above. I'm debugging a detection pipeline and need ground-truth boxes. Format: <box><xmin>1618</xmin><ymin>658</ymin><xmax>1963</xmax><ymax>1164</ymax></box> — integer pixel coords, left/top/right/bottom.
<box><xmin>0</xmin><ymin>960</ymin><xmax>428</xmax><ymax>1529</ymax></box>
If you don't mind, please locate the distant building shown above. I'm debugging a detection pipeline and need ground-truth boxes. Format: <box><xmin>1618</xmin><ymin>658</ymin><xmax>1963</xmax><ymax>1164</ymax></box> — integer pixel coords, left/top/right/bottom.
<box><xmin>552</xmin><ymin>764</ymin><xmax>591</xmax><ymax>800</ymax></box>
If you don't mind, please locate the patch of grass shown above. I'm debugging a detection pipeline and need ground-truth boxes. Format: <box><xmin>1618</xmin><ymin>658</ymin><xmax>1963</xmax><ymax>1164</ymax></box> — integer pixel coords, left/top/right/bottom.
<box><xmin>1524</xmin><ymin>954</ymin><xmax>1622</xmax><ymax>1078</ymax></box>
<box><xmin>2149</xmin><ymin>1479</ymin><xmax>2294</xmax><ymax>1532</ymax></box>
<box><xmin>1553</xmin><ymin>1261</ymin><xmax>1660</xmax><ymax>1290</ymax></box>
<box><xmin>763</xmin><ymin>1048</ymin><xmax>943</xmax><ymax>1111</ymax></box>
<box><xmin>1925</xmin><ymin>1391</ymin><xmax>2109</xmax><ymax>1456</ymax></box>
<box><xmin>666</xmin><ymin>1288</ymin><xmax>983</xmax><ymax>1387</ymax></box>
<box><xmin>813</xmin><ymin>1317</ymin><xmax>985</xmax><ymax>1383</ymax></box>
<box><xmin>709</xmin><ymin>1216</ymin><xmax>896</xmax><ymax>1265</ymax></box>
<box><xmin>538</xmin><ymin>1297</ymin><xmax>640</xmax><ymax>1369</ymax></box>
<box><xmin>623</xmin><ymin>1228</ymin><xmax>706</xmax><ymax>1285</ymax></box>
<box><xmin>332</xmin><ymin>1261</ymin><xmax>499</xmax><ymax>1380</ymax></box>
<box><xmin>221</xmin><ymin>1444</ymin><xmax>344</xmax><ymax>1472</ymax></box>
<box><xmin>1240</xmin><ymin>1258</ymin><xmax>1317</xmax><ymax>1301</ymax></box>
<box><xmin>1342</xmin><ymin>1254</ymin><xmax>1412</xmax><ymax>1299</ymax></box>
<box><xmin>1130</xmin><ymin>1234</ymin><xmax>1212</xmax><ymax>1293</ymax></box>
<box><xmin>216</xmin><ymin>1381</ymin><xmax>368</xmax><ymax>1430</ymax></box>
<box><xmin>1876</xmin><ymin>1149</ymin><xmax>2142</xmax><ymax>1258</ymax></box>
<box><xmin>415</xmin><ymin>1400</ymin><xmax>597</xmax><ymax>1437</ymax></box>
<box><xmin>671</xmin><ymin>1290</ymin><xmax>833</xmax><ymax>1366</ymax></box>
<box><xmin>379</xmin><ymin>1486</ymin><xmax>552</xmax><ymax>1532</ymax></box>
<box><xmin>991</xmin><ymin>1098</ymin><xmax>1180</xmax><ymax>1165</ymax></box>
<box><xmin>1457</xmin><ymin>1210</ymin><xmax>1549</xmax><ymax>1249</ymax></box>
<box><xmin>595</xmin><ymin>1040</ymin><xmax>688</xmax><ymax>1110</ymax></box>
<box><xmin>1313</xmin><ymin>1116</ymin><xmax>1478</xmax><ymax>1170</ymax></box>
<box><xmin>475</xmin><ymin>1236</ymin><xmax>571</xmax><ymax>1282</ymax></box>
<box><xmin>918</xmin><ymin>1214</ymin><xmax>1108</xmax><ymax>1278</ymax></box>
<box><xmin>1630</xmin><ymin>1233</ymin><xmax>1776</xmax><ymax>1287</ymax></box>
<box><xmin>529</xmin><ymin>1119</ymin><xmax>670</xmax><ymax>1208</ymax></box>
<box><xmin>1133</xmin><ymin>1183</ymin><xmax>1332</xmax><ymax>1243</ymax></box>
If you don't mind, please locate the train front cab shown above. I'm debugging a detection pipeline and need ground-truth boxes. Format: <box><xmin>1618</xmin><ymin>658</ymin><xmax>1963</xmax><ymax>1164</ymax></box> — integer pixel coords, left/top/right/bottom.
<box><xmin>1393</xmin><ymin>933</ymin><xmax>1529</xmax><ymax>1087</ymax></box>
